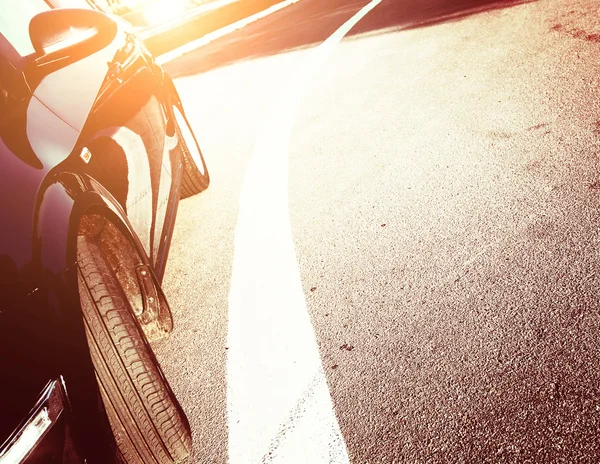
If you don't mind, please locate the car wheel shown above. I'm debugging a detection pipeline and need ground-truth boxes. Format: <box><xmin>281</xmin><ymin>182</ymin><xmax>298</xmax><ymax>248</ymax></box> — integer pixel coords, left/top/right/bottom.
<box><xmin>77</xmin><ymin>235</ymin><xmax>191</xmax><ymax>464</ymax></box>
<box><xmin>173</xmin><ymin>105</ymin><xmax>210</xmax><ymax>199</ymax></box>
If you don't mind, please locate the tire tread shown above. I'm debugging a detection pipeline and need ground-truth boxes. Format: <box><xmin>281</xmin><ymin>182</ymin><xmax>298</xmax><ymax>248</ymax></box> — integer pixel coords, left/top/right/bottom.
<box><xmin>77</xmin><ymin>235</ymin><xmax>191</xmax><ymax>463</ymax></box>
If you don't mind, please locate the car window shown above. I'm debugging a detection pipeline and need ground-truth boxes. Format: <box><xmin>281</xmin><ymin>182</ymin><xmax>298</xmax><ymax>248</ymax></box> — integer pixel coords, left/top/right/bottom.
<box><xmin>0</xmin><ymin>0</ymin><xmax>51</xmax><ymax>56</ymax></box>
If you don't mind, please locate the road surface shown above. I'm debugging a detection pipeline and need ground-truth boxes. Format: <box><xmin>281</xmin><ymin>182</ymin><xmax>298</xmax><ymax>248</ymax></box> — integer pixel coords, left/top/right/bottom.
<box><xmin>152</xmin><ymin>0</ymin><xmax>600</xmax><ymax>462</ymax></box>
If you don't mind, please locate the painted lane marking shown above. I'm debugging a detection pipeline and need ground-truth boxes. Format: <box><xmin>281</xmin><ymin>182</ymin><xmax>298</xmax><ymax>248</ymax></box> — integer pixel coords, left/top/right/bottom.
<box><xmin>156</xmin><ymin>0</ymin><xmax>303</xmax><ymax>65</ymax></box>
<box><xmin>226</xmin><ymin>0</ymin><xmax>383</xmax><ymax>462</ymax></box>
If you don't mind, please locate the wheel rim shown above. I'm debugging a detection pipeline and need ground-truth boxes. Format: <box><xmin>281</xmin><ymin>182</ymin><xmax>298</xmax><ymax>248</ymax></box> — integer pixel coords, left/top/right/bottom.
<box><xmin>173</xmin><ymin>107</ymin><xmax>205</xmax><ymax>176</ymax></box>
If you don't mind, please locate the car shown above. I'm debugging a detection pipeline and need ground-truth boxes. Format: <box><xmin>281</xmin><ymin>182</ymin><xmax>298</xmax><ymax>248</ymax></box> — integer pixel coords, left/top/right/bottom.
<box><xmin>0</xmin><ymin>4</ymin><xmax>209</xmax><ymax>463</ymax></box>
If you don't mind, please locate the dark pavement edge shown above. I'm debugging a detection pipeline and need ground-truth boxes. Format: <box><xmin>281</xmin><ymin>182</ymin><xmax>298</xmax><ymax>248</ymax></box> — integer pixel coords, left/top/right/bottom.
<box><xmin>140</xmin><ymin>0</ymin><xmax>291</xmax><ymax>57</ymax></box>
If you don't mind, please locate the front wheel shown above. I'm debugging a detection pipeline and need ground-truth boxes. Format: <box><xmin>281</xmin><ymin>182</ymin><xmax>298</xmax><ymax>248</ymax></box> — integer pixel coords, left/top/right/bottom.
<box><xmin>173</xmin><ymin>105</ymin><xmax>210</xmax><ymax>199</ymax></box>
<box><xmin>77</xmin><ymin>235</ymin><xmax>192</xmax><ymax>463</ymax></box>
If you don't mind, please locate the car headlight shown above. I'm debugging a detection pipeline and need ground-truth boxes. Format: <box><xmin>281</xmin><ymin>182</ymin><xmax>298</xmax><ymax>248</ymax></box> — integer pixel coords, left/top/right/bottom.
<box><xmin>0</xmin><ymin>379</ymin><xmax>69</xmax><ymax>464</ymax></box>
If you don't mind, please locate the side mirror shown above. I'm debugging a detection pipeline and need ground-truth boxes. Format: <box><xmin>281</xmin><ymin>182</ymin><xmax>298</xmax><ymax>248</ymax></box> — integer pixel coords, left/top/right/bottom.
<box><xmin>29</xmin><ymin>8</ymin><xmax>117</xmax><ymax>63</ymax></box>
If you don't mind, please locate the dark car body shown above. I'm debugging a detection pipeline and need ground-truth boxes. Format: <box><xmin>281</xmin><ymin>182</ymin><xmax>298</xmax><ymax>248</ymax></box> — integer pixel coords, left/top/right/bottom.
<box><xmin>0</xmin><ymin>4</ymin><xmax>199</xmax><ymax>463</ymax></box>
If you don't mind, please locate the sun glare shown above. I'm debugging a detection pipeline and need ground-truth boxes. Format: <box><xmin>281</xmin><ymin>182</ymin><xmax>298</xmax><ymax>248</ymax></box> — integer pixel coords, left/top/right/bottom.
<box><xmin>143</xmin><ymin>0</ymin><xmax>188</xmax><ymax>26</ymax></box>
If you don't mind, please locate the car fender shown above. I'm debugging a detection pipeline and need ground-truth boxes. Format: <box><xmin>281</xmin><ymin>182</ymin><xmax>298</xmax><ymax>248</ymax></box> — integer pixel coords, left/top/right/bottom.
<box><xmin>35</xmin><ymin>171</ymin><xmax>147</xmax><ymax>278</ymax></box>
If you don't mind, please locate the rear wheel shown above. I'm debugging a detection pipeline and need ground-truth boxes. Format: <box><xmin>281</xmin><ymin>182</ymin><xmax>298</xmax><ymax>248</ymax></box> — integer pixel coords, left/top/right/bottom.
<box><xmin>173</xmin><ymin>105</ymin><xmax>209</xmax><ymax>199</ymax></box>
<box><xmin>77</xmin><ymin>235</ymin><xmax>191</xmax><ymax>463</ymax></box>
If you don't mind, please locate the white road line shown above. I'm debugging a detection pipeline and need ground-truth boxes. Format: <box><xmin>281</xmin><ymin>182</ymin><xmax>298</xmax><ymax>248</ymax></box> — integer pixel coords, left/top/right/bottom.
<box><xmin>226</xmin><ymin>0</ymin><xmax>383</xmax><ymax>463</ymax></box>
<box><xmin>156</xmin><ymin>0</ymin><xmax>303</xmax><ymax>65</ymax></box>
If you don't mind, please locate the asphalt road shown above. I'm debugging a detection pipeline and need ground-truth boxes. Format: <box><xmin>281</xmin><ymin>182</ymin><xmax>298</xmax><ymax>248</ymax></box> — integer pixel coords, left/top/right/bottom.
<box><xmin>152</xmin><ymin>0</ymin><xmax>600</xmax><ymax>462</ymax></box>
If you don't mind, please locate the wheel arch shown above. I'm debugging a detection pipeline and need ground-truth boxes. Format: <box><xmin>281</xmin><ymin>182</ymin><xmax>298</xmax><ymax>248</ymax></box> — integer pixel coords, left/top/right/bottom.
<box><xmin>162</xmin><ymin>72</ymin><xmax>184</xmax><ymax>112</ymax></box>
<box><xmin>34</xmin><ymin>170</ymin><xmax>149</xmax><ymax>278</ymax></box>
<box><xmin>161</xmin><ymin>72</ymin><xmax>188</xmax><ymax>140</ymax></box>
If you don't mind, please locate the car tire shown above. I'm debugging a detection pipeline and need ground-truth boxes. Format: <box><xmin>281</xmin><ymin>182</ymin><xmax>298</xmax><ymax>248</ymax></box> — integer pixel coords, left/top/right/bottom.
<box><xmin>77</xmin><ymin>235</ymin><xmax>191</xmax><ymax>464</ymax></box>
<box><xmin>173</xmin><ymin>105</ymin><xmax>209</xmax><ymax>199</ymax></box>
